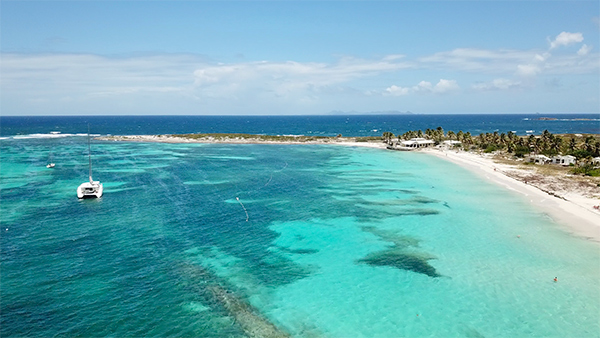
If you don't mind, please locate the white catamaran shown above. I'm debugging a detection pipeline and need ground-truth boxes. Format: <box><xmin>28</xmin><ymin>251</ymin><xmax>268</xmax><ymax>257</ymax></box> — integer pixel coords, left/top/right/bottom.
<box><xmin>77</xmin><ymin>129</ymin><xmax>103</xmax><ymax>199</ymax></box>
<box><xmin>46</xmin><ymin>151</ymin><xmax>55</xmax><ymax>168</ymax></box>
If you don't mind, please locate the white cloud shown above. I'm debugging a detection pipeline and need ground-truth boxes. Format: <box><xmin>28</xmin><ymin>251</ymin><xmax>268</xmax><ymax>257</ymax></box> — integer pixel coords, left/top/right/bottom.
<box><xmin>534</xmin><ymin>53</ymin><xmax>550</xmax><ymax>62</ymax></box>
<box><xmin>517</xmin><ymin>63</ymin><xmax>541</xmax><ymax>76</ymax></box>
<box><xmin>421</xmin><ymin>42</ymin><xmax>598</xmax><ymax>79</ymax></box>
<box><xmin>1</xmin><ymin>53</ymin><xmax>420</xmax><ymax>114</ymax></box>
<box><xmin>188</xmin><ymin>58</ymin><xmax>415</xmax><ymax>101</ymax></box>
<box><xmin>385</xmin><ymin>85</ymin><xmax>410</xmax><ymax>96</ymax></box>
<box><xmin>385</xmin><ymin>79</ymin><xmax>459</xmax><ymax>96</ymax></box>
<box><xmin>1</xmin><ymin>31</ymin><xmax>598</xmax><ymax>115</ymax></box>
<box><xmin>549</xmin><ymin>32</ymin><xmax>584</xmax><ymax>49</ymax></box>
<box><xmin>472</xmin><ymin>78</ymin><xmax>522</xmax><ymax>91</ymax></box>
<box><xmin>415</xmin><ymin>81</ymin><xmax>433</xmax><ymax>92</ymax></box>
<box><xmin>433</xmin><ymin>79</ymin><xmax>459</xmax><ymax>93</ymax></box>
<box><xmin>419</xmin><ymin>48</ymin><xmax>533</xmax><ymax>73</ymax></box>
<box><xmin>577</xmin><ymin>44</ymin><xmax>592</xmax><ymax>56</ymax></box>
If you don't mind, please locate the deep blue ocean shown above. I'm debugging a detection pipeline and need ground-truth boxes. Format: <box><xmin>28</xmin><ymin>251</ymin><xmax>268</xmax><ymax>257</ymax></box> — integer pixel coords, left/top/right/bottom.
<box><xmin>1</xmin><ymin>114</ymin><xmax>599</xmax><ymax>338</ymax></box>
<box><xmin>1</xmin><ymin>113</ymin><xmax>599</xmax><ymax>138</ymax></box>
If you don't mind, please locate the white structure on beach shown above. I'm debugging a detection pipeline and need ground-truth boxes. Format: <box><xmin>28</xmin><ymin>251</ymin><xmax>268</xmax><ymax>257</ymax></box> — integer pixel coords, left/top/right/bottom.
<box><xmin>527</xmin><ymin>154</ymin><xmax>551</xmax><ymax>164</ymax></box>
<box><xmin>440</xmin><ymin>140</ymin><xmax>461</xmax><ymax>149</ymax></box>
<box><xmin>551</xmin><ymin>155</ymin><xmax>576</xmax><ymax>166</ymax></box>
<box><xmin>389</xmin><ymin>138</ymin><xmax>435</xmax><ymax>151</ymax></box>
<box><xmin>592</xmin><ymin>157</ymin><xmax>600</xmax><ymax>167</ymax></box>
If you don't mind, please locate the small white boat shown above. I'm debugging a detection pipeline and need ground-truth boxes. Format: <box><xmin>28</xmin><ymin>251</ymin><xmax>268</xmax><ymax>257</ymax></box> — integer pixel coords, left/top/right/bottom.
<box><xmin>46</xmin><ymin>150</ymin><xmax>55</xmax><ymax>168</ymax></box>
<box><xmin>77</xmin><ymin>129</ymin><xmax>103</xmax><ymax>199</ymax></box>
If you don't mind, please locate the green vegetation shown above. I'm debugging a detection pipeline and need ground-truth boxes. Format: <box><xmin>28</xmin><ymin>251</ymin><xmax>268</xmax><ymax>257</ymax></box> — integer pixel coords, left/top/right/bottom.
<box><xmin>389</xmin><ymin>127</ymin><xmax>600</xmax><ymax>176</ymax></box>
<box><xmin>168</xmin><ymin>133</ymin><xmax>383</xmax><ymax>144</ymax></box>
<box><xmin>172</xmin><ymin>133</ymin><xmax>333</xmax><ymax>142</ymax></box>
<box><xmin>393</xmin><ymin>128</ymin><xmax>599</xmax><ymax>157</ymax></box>
<box><xmin>571</xmin><ymin>163</ymin><xmax>600</xmax><ymax>177</ymax></box>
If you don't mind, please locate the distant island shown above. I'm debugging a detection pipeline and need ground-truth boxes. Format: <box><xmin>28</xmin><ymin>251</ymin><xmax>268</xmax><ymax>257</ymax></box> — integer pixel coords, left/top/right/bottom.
<box><xmin>535</xmin><ymin>117</ymin><xmax>597</xmax><ymax>121</ymax></box>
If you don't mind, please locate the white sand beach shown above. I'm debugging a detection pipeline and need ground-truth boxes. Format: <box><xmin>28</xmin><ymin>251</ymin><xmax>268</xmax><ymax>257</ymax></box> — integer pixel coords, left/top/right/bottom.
<box><xmin>101</xmin><ymin>135</ymin><xmax>600</xmax><ymax>242</ymax></box>
<box><xmin>423</xmin><ymin>148</ymin><xmax>600</xmax><ymax>242</ymax></box>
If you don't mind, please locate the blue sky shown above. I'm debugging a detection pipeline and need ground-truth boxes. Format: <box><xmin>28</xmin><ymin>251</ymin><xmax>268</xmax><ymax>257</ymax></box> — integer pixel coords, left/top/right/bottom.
<box><xmin>1</xmin><ymin>1</ymin><xmax>598</xmax><ymax>115</ymax></box>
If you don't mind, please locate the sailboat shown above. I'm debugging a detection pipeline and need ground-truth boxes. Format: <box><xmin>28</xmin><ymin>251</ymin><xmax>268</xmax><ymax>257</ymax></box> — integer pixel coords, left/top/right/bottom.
<box><xmin>77</xmin><ymin>128</ymin><xmax>103</xmax><ymax>199</ymax></box>
<box><xmin>46</xmin><ymin>150</ymin><xmax>55</xmax><ymax>168</ymax></box>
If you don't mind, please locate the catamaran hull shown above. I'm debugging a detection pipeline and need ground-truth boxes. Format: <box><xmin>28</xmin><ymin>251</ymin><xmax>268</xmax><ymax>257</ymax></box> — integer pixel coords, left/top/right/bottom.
<box><xmin>77</xmin><ymin>182</ymin><xmax>103</xmax><ymax>199</ymax></box>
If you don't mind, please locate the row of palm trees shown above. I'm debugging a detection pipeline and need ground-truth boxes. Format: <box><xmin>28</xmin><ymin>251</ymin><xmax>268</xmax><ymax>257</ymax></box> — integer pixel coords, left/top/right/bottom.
<box><xmin>382</xmin><ymin>128</ymin><xmax>600</xmax><ymax>159</ymax></box>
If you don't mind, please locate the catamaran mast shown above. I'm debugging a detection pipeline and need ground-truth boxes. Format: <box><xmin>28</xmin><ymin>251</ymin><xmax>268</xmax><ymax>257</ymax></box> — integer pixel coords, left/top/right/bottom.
<box><xmin>88</xmin><ymin>125</ymin><xmax>93</xmax><ymax>183</ymax></box>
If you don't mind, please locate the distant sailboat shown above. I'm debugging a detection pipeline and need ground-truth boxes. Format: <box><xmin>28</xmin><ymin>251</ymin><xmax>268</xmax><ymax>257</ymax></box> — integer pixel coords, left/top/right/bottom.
<box><xmin>77</xmin><ymin>127</ymin><xmax>103</xmax><ymax>199</ymax></box>
<box><xmin>46</xmin><ymin>150</ymin><xmax>55</xmax><ymax>168</ymax></box>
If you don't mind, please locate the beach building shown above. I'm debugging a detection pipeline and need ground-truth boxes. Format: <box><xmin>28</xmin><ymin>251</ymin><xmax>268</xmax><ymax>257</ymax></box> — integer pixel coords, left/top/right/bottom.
<box><xmin>592</xmin><ymin>157</ymin><xmax>600</xmax><ymax>167</ymax></box>
<box><xmin>527</xmin><ymin>154</ymin><xmax>551</xmax><ymax>164</ymax></box>
<box><xmin>389</xmin><ymin>138</ymin><xmax>435</xmax><ymax>151</ymax></box>
<box><xmin>440</xmin><ymin>140</ymin><xmax>461</xmax><ymax>149</ymax></box>
<box><xmin>551</xmin><ymin>155</ymin><xmax>576</xmax><ymax>166</ymax></box>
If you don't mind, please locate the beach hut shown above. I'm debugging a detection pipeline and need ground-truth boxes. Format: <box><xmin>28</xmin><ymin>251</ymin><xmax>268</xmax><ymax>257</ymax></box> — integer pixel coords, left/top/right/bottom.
<box><xmin>388</xmin><ymin>138</ymin><xmax>435</xmax><ymax>151</ymax></box>
<box><xmin>527</xmin><ymin>154</ymin><xmax>551</xmax><ymax>164</ymax></box>
<box><xmin>397</xmin><ymin>138</ymin><xmax>434</xmax><ymax>150</ymax></box>
<box><xmin>551</xmin><ymin>155</ymin><xmax>576</xmax><ymax>166</ymax></box>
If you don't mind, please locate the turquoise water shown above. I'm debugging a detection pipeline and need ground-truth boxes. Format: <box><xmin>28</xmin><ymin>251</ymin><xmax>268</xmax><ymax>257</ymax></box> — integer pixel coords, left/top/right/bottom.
<box><xmin>1</xmin><ymin>137</ymin><xmax>599</xmax><ymax>337</ymax></box>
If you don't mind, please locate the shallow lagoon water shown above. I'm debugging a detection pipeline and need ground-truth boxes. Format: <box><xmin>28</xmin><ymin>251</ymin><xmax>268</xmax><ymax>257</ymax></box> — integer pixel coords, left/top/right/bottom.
<box><xmin>1</xmin><ymin>137</ymin><xmax>599</xmax><ymax>337</ymax></box>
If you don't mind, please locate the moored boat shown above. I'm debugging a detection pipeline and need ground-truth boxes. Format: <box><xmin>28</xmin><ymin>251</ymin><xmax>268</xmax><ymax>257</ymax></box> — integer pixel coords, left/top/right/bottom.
<box><xmin>77</xmin><ymin>128</ymin><xmax>103</xmax><ymax>199</ymax></box>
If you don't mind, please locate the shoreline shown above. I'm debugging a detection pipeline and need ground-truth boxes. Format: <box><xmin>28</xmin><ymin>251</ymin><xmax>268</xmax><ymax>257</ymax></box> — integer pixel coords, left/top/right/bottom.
<box><xmin>100</xmin><ymin>134</ymin><xmax>600</xmax><ymax>242</ymax></box>
<box><xmin>422</xmin><ymin>148</ymin><xmax>600</xmax><ymax>242</ymax></box>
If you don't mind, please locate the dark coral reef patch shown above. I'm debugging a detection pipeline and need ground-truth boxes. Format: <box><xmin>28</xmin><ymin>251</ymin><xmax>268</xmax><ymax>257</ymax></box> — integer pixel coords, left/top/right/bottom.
<box><xmin>358</xmin><ymin>250</ymin><xmax>441</xmax><ymax>278</ymax></box>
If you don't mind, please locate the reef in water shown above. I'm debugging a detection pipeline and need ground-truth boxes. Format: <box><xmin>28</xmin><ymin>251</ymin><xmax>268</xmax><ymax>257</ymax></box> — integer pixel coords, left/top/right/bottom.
<box><xmin>255</xmin><ymin>253</ymin><xmax>318</xmax><ymax>287</ymax></box>
<box><xmin>275</xmin><ymin>246</ymin><xmax>319</xmax><ymax>255</ymax></box>
<box><xmin>358</xmin><ymin>250</ymin><xmax>441</xmax><ymax>278</ymax></box>
<box><xmin>358</xmin><ymin>227</ymin><xmax>442</xmax><ymax>278</ymax></box>
<box><xmin>177</xmin><ymin>262</ymin><xmax>291</xmax><ymax>338</ymax></box>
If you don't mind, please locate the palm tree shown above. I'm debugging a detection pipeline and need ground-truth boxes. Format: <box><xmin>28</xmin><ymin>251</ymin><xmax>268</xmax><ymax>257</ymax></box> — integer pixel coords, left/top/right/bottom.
<box><xmin>527</xmin><ymin>135</ymin><xmax>537</xmax><ymax>151</ymax></box>
<box><xmin>447</xmin><ymin>130</ymin><xmax>456</xmax><ymax>140</ymax></box>
<box><xmin>425</xmin><ymin>128</ymin><xmax>433</xmax><ymax>139</ymax></box>
<box><xmin>436</xmin><ymin>126</ymin><xmax>444</xmax><ymax>138</ymax></box>
<box><xmin>492</xmin><ymin>131</ymin><xmax>500</xmax><ymax>144</ymax></box>
<box><xmin>550</xmin><ymin>137</ymin><xmax>563</xmax><ymax>154</ymax></box>
<box><xmin>500</xmin><ymin>133</ymin><xmax>508</xmax><ymax>146</ymax></box>
<box><xmin>382</xmin><ymin>132</ymin><xmax>394</xmax><ymax>145</ymax></box>
<box><xmin>568</xmin><ymin>138</ymin><xmax>577</xmax><ymax>152</ymax></box>
<box><xmin>507</xmin><ymin>141</ymin><xmax>515</xmax><ymax>153</ymax></box>
<box><xmin>507</xmin><ymin>131</ymin><xmax>516</xmax><ymax>142</ymax></box>
<box><xmin>464</xmin><ymin>132</ymin><xmax>473</xmax><ymax>146</ymax></box>
<box><xmin>584</xmin><ymin>136</ymin><xmax>595</xmax><ymax>153</ymax></box>
<box><xmin>534</xmin><ymin>138</ymin><xmax>543</xmax><ymax>153</ymax></box>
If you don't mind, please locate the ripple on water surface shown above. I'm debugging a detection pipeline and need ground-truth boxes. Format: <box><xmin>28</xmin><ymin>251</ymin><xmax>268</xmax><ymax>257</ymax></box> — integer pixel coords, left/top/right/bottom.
<box><xmin>1</xmin><ymin>141</ymin><xmax>598</xmax><ymax>338</ymax></box>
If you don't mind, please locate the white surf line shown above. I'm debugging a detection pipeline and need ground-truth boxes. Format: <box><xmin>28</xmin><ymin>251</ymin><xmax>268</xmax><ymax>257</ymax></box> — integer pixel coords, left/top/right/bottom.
<box><xmin>236</xmin><ymin>197</ymin><xmax>249</xmax><ymax>221</ymax></box>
